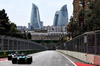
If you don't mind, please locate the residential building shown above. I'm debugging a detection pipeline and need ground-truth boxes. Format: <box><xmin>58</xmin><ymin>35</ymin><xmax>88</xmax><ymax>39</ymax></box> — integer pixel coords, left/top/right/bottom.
<box><xmin>17</xmin><ymin>26</ymin><xmax>27</xmax><ymax>31</ymax></box>
<box><xmin>43</xmin><ymin>26</ymin><xmax>52</xmax><ymax>32</ymax></box>
<box><xmin>30</xmin><ymin>31</ymin><xmax>67</xmax><ymax>49</ymax></box>
<box><xmin>31</xmin><ymin>32</ymin><xmax>67</xmax><ymax>41</ymax></box>
<box><xmin>53</xmin><ymin>26</ymin><xmax>66</xmax><ymax>32</ymax></box>
<box><xmin>73</xmin><ymin>0</ymin><xmax>93</xmax><ymax>19</ymax></box>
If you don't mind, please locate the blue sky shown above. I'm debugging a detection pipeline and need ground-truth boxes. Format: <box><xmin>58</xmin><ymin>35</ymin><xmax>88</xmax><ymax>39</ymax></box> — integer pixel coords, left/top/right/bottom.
<box><xmin>0</xmin><ymin>0</ymin><xmax>73</xmax><ymax>27</ymax></box>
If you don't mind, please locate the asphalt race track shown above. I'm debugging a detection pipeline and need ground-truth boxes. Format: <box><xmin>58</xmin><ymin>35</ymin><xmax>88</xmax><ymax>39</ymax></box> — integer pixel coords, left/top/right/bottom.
<box><xmin>0</xmin><ymin>51</ymin><xmax>96</xmax><ymax>66</ymax></box>
<box><xmin>0</xmin><ymin>51</ymin><xmax>77</xmax><ymax>66</ymax></box>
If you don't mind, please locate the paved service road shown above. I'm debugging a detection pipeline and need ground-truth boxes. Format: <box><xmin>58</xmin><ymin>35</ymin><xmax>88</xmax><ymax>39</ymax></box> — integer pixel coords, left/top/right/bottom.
<box><xmin>0</xmin><ymin>51</ymin><xmax>77</xmax><ymax>66</ymax></box>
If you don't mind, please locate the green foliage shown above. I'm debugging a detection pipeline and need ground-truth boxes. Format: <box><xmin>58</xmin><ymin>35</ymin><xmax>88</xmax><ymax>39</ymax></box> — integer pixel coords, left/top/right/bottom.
<box><xmin>41</xmin><ymin>40</ymin><xmax>44</xmax><ymax>44</ymax></box>
<box><xmin>0</xmin><ymin>9</ymin><xmax>31</xmax><ymax>39</ymax></box>
<box><xmin>27</xmin><ymin>32</ymin><xmax>31</xmax><ymax>39</ymax></box>
<box><xmin>67</xmin><ymin>0</ymin><xmax>100</xmax><ymax>38</ymax></box>
<box><xmin>49</xmin><ymin>40</ymin><xmax>54</xmax><ymax>44</ymax></box>
<box><xmin>57</xmin><ymin>41</ymin><xmax>62</xmax><ymax>45</ymax></box>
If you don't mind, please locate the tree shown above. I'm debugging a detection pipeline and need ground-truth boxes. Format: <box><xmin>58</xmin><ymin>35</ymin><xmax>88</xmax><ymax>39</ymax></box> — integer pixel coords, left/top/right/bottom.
<box><xmin>9</xmin><ymin>23</ymin><xmax>17</xmax><ymax>33</ymax></box>
<box><xmin>27</xmin><ymin>32</ymin><xmax>31</xmax><ymax>39</ymax></box>
<box><xmin>67</xmin><ymin>0</ymin><xmax>100</xmax><ymax>38</ymax></box>
<box><xmin>0</xmin><ymin>9</ymin><xmax>29</xmax><ymax>39</ymax></box>
<box><xmin>84</xmin><ymin>0</ymin><xmax>100</xmax><ymax>31</ymax></box>
<box><xmin>0</xmin><ymin>9</ymin><xmax>10</xmax><ymax>34</ymax></box>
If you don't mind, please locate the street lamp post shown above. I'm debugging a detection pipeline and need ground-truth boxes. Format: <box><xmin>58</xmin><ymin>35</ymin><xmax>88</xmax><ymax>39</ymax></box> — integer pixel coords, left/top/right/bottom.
<box><xmin>79</xmin><ymin>0</ymin><xmax>85</xmax><ymax>33</ymax></box>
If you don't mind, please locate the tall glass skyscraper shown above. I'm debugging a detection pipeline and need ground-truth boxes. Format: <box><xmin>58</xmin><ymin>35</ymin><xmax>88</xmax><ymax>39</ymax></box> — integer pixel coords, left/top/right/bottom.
<box><xmin>29</xmin><ymin>3</ymin><xmax>42</xmax><ymax>31</ymax></box>
<box><xmin>53</xmin><ymin>5</ymin><xmax>68</xmax><ymax>27</ymax></box>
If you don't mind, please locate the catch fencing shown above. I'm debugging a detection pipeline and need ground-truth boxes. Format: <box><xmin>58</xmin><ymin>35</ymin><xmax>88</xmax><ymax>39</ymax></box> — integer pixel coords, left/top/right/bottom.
<box><xmin>57</xmin><ymin>30</ymin><xmax>100</xmax><ymax>55</ymax></box>
<box><xmin>0</xmin><ymin>35</ymin><xmax>47</xmax><ymax>51</ymax></box>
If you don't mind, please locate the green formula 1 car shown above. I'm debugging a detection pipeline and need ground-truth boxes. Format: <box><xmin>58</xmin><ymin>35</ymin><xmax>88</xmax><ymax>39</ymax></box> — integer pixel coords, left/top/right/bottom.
<box><xmin>12</xmin><ymin>54</ymin><xmax>32</xmax><ymax>64</ymax></box>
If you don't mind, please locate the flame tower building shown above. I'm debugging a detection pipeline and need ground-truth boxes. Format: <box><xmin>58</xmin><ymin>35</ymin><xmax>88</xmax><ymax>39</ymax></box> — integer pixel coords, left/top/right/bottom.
<box><xmin>53</xmin><ymin>5</ymin><xmax>68</xmax><ymax>27</ymax></box>
<box><xmin>52</xmin><ymin>5</ymin><xmax>68</xmax><ymax>32</ymax></box>
<box><xmin>29</xmin><ymin>3</ymin><xmax>42</xmax><ymax>31</ymax></box>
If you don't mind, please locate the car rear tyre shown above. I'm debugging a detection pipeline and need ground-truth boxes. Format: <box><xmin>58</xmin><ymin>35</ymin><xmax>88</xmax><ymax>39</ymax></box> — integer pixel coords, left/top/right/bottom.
<box><xmin>8</xmin><ymin>56</ymin><xmax>12</xmax><ymax>60</ymax></box>
<box><xmin>27</xmin><ymin>56</ymin><xmax>32</xmax><ymax>64</ymax></box>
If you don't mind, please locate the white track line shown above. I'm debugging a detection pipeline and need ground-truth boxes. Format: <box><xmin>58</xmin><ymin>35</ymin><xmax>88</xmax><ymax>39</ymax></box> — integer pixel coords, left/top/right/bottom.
<box><xmin>58</xmin><ymin>52</ymin><xmax>77</xmax><ymax>66</ymax></box>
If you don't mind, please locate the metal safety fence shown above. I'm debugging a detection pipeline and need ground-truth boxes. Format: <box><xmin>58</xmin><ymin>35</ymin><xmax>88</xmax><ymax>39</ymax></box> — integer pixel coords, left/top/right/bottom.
<box><xmin>0</xmin><ymin>35</ymin><xmax>47</xmax><ymax>51</ymax></box>
<box><xmin>57</xmin><ymin>30</ymin><xmax>100</xmax><ymax>55</ymax></box>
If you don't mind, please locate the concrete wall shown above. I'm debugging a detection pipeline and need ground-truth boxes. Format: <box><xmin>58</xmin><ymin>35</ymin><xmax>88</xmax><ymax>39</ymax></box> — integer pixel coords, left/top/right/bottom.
<box><xmin>87</xmin><ymin>54</ymin><xmax>94</xmax><ymax>64</ymax></box>
<box><xmin>94</xmin><ymin>56</ymin><xmax>100</xmax><ymax>65</ymax></box>
<box><xmin>57</xmin><ymin>50</ymin><xmax>100</xmax><ymax>65</ymax></box>
<box><xmin>57</xmin><ymin>50</ymin><xmax>87</xmax><ymax>62</ymax></box>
